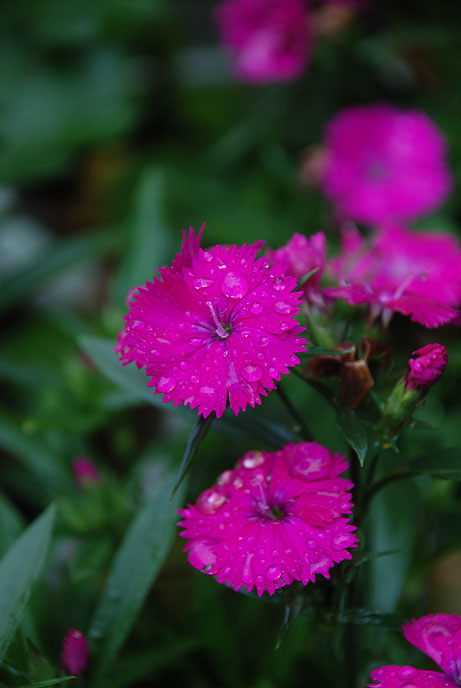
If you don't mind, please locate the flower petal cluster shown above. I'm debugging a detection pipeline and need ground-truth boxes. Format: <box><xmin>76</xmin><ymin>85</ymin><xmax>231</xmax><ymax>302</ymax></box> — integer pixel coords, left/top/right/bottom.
<box><xmin>215</xmin><ymin>0</ymin><xmax>312</xmax><ymax>83</ymax></box>
<box><xmin>405</xmin><ymin>343</ymin><xmax>448</xmax><ymax>392</ymax></box>
<box><xmin>61</xmin><ymin>629</ymin><xmax>89</xmax><ymax>675</ymax></box>
<box><xmin>116</xmin><ymin>226</ymin><xmax>306</xmax><ymax>418</ymax></box>
<box><xmin>325</xmin><ymin>224</ymin><xmax>461</xmax><ymax>328</ymax></box>
<box><xmin>267</xmin><ymin>231</ymin><xmax>326</xmax><ymax>305</ymax></box>
<box><xmin>178</xmin><ymin>442</ymin><xmax>358</xmax><ymax>596</ymax></box>
<box><xmin>369</xmin><ymin>614</ymin><xmax>461</xmax><ymax>688</ymax></box>
<box><xmin>321</xmin><ymin>104</ymin><xmax>452</xmax><ymax>224</ymax></box>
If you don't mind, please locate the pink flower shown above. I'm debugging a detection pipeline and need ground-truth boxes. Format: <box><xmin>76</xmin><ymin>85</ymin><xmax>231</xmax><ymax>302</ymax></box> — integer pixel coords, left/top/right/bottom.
<box><xmin>321</xmin><ymin>104</ymin><xmax>452</xmax><ymax>224</ymax></box>
<box><xmin>215</xmin><ymin>0</ymin><xmax>312</xmax><ymax>83</ymax></box>
<box><xmin>325</xmin><ymin>224</ymin><xmax>461</xmax><ymax>328</ymax></box>
<box><xmin>267</xmin><ymin>232</ymin><xmax>326</xmax><ymax>304</ymax></box>
<box><xmin>369</xmin><ymin>613</ymin><xmax>461</xmax><ymax>688</ymax></box>
<box><xmin>61</xmin><ymin>629</ymin><xmax>89</xmax><ymax>675</ymax></box>
<box><xmin>405</xmin><ymin>343</ymin><xmax>448</xmax><ymax>392</ymax></box>
<box><xmin>178</xmin><ymin>442</ymin><xmax>358</xmax><ymax>596</ymax></box>
<box><xmin>116</xmin><ymin>227</ymin><xmax>306</xmax><ymax>418</ymax></box>
<box><xmin>72</xmin><ymin>457</ymin><xmax>101</xmax><ymax>487</ymax></box>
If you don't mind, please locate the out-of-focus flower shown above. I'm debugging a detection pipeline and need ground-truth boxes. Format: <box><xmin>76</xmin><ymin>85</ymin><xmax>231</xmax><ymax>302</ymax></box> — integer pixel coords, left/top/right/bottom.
<box><xmin>405</xmin><ymin>343</ymin><xmax>448</xmax><ymax>392</ymax></box>
<box><xmin>178</xmin><ymin>442</ymin><xmax>358</xmax><ymax>596</ymax></box>
<box><xmin>61</xmin><ymin>629</ymin><xmax>89</xmax><ymax>675</ymax></box>
<box><xmin>267</xmin><ymin>232</ymin><xmax>326</xmax><ymax>305</ymax></box>
<box><xmin>72</xmin><ymin>457</ymin><xmax>101</xmax><ymax>487</ymax></box>
<box><xmin>321</xmin><ymin>104</ymin><xmax>452</xmax><ymax>224</ymax></box>
<box><xmin>369</xmin><ymin>613</ymin><xmax>461</xmax><ymax>688</ymax></box>
<box><xmin>215</xmin><ymin>0</ymin><xmax>312</xmax><ymax>83</ymax></box>
<box><xmin>325</xmin><ymin>224</ymin><xmax>461</xmax><ymax>328</ymax></box>
<box><xmin>116</xmin><ymin>227</ymin><xmax>306</xmax><ymax>418</ymax></box>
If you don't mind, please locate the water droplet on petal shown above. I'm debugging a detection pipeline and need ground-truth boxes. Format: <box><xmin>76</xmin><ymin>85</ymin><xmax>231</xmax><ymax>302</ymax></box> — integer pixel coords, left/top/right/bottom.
<box><xmin>266</xmin><ymin>564</ymin><xmax>281</xmax><ymax>581</ymax></box>
<box><xmin>190</xmin><ymin>375</ymin><xmax>199</xmax><ymax>383</ymax></box>
<box><xmin>260</xmin><ymin>337</ymin><xmax>269</xmax><ymax>347</ymax></box>
<box><xmin>241</xmin><ymin>364</ymin><xmax>263</xmax><ymax>382</ymax></box>
<box><xmin>332</xmin><ymin>534</ymin><xmax>351</xmax><ymax>551</ymax></box>
<box><xmin>280</xmin><ymin>322</ymin><xmax>289</xmax><ymax>331</ymax></box>
<box><xmin>156</xmin><ymin>376</ymin><xmax>177</xmax><ymax>393</ymax></box>
<box><xmin>179</xmin><ymin>361</ymin><xmax>187</xmax><ymax>370</ymax></box>
<box><xmin>307</xmin><ymin>539</ymin><xmax>316</xmax><ymax>549</ymax></box>
<box><xmin>188</xmin><ymin>541</ymin><xmax>216</xmax><ymax>572</ymax></box>
<box><xmin>221</xmin><ymin>271</ymin><xmax>249</xmax><ymax>299</ymax></box>
<box><xmin>274</xmin><ymin>302</ymin><xmax>293</xmax><ymax>315</ymax></box>
<box><xmin>243</xmin><ymin>452</ymin><xmax>265</xmax><ymax>468</ymax></box>
<box><xmin>251</xmin><ymin>302</ymin><xmax>263</xmax><ymax>314</ymax></box>
<box><xmin>203</xmin><ymin>251</ymin><xmax>213</xmax><ymax>262</ymax></box>
<box><xmin>196</xmin><ymin>488</ymin><xmax>229</xmax><ymax>515</ymax></box>
<box><xmin>274</xmin><ymin>278</ymin><xmax>286</xmax><ymax>291</ymax></box>
<box><xmin>193</xmin><ymin>277</ymin><xmax>214</xmax><ymax>289</ymax></box>
<box><xmin>397</xmin><ymin>667</ymin><xmax>418</xmax><ymax>680</ymax></box>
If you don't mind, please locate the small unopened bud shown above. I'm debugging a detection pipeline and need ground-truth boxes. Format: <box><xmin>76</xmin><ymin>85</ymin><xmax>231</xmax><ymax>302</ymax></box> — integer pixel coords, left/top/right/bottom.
<box><xmin>405</xmin><ymin>344</ymin><xmax>448</xmax><ymax>392</ymax></box>
<box><xmin>61</xmin><ymin>629</ymin><xmax>89</xmax><ymax>675</ymax></box>
<box><xmin>72</xmin><ymin>457</ymin><xmax>101</xmax><ymax>487</ymax></box>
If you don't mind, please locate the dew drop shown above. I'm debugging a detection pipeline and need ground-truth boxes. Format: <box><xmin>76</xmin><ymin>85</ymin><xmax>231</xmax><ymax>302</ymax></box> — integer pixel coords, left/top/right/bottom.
<box><xmin>196</xmin><ymin>488</ymin><xmax>229</xmax><ymax>515</ymax></box>
<box><xmin>274</xmin><ymin>302</ymin><xmax>293</xmax><ymax>315</ymax></box>
<box><xmin>179</xmin><ymin>361</ymin><xmax>187</xmax><ymax>370</ymax></box>
<box><xmin>203</xmin><ymin>251</ymin><xmax>213</xmax><ymax>262</ymax></box>
<box><xmin>280</xmin><ymin>322</ymin><xmax>289</xmax><ymax>331</ymax></box>
<box><xmin>190</xmin><ymin>375</ymin><xmax>199</xmax><ymax>383</ymax></box>
<box><xmin>156</xmin><ymin>376</ymin><xmax>177</xmax><ymax>393</ymax></box>
<box><xmin>260</xmin><ymin>336</ymin><xmax>269</xmax><ymax>347</ymax></box>
<box><xmin>193</xmin><ymin>277</ymin><xmax>214</xmax><ymax>289</ymax></box>
<box><xmin>188</xmin><ymin>541</ymin><xmax>216</xmax><ymax>572</ymax></box>
<box><xmin>251</xmin><ymin>302</ymin><xmax>263</xmax><ymax>314</ymax></box>
<box><xmin>332</xmin><ymin>534</ymin><xmax>351</xmax><ymax>551</ymax></box>
<box><xmin>243</xmin><ymin>452</ymin><xmax>265</xmax><ymax>468</ymax></box>
<box><xmin>241</xmin><ymin>364</ymin><xmax>263</xmax><ymax>382</ymax></box>
<box><xmin>221</xmin><ymin>271</ymin><xmax>249</xmax><ymax>299</ymax></box>
<box><xmin>307</xmin><ymin>539</ymin><xmax>316</xmax><ymax>549</ymax></box>
<box><xmin>266</xmin><ymin>564</ymin><xmax>281</xmax><ymax>581</ymax></box>
<box><xmin>268</xmin><ymin>367</ymin><xmax>279</xmax><ymax>378</ymax></box>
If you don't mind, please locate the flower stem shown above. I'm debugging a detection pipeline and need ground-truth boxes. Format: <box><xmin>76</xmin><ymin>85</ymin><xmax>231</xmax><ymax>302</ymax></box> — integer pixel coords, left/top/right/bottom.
<box><xmin>276</xmin><ymin>383</ymin><xmax>313</xmax><ymax>441</ymax></box>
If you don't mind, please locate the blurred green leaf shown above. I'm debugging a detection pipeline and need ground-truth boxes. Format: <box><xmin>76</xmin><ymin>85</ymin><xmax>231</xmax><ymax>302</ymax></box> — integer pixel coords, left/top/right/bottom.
<box><xmin>337</xmin><ymin>411</ymin><xmax>368</xmax><ymax>466</ymax></box>
<box><xmin>16</xmin><ymin>679</ymin><xmax>75</xmax><ymax>688</ymax></box>
<box><xmin>87</xmin><ymin>468</ymin><xmax>186</xmax><ymax>687</ymax></box>
<box><xmin>113</xmin><ymin>168</ymin><xmax>172</xmax><ymax>308</ymax></box>
<box><xmin>0</xmin><ymin>491</ymin><xmax>25</xmax><ymax>558</ymax></box>
<box><xmin>409</xmin><ymin>447</ymin><xmax>461</xmax><ymax>479</ymax></box>
<box><xmin>298</xmin><ymin>346</ymin><xmax>355</xmax><ymax>360</ymax></box>
<box><xmin>0</xmin><ymin>229</ymin><xmax>117</xmax><ymax>314</ymax></box>
<box><xmin>342</xmin><ymin>609</ymin><xmax>401</xmax><ymax>628</ymax></box>
<box><xmin>0</xmin><ymin>505</ymin><xmax>56</xmax><ymax>663</ymax></box>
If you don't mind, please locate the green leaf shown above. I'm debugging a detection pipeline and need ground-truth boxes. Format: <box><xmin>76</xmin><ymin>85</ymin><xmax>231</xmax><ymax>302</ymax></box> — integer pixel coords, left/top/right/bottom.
<box><xmin>342</xmin><ymin>609</ymin><xmax>401</xmax><ymax>628</ymax></box>
<box><xmin>0</xmin><ymin>229</ymin><xmax>117</xmax><ymax>314</ymax></box>
<box><xmin>298</xmin><ymin>267</ymin><xmax>319</xmax><ymax>287</ymax></box>
<box><xmin>113</xmin><ymin>168</ymin><xmax>172</xmax><ymax>308</ymax></box>
<box><xmin>0</xmin><ymin>505</ymin><xmax>56</xmax><ymax>663</ymax></box>
<box><xmin>0</xmin><ymin>490</ymin><xmax>25</xmax><ymax>558</ymax></box>
<box><xmin>170</xmin><ymin>414</ymin><xmax>213</xmax><ymax>498</ymax></box>
<box><xmin>87</xmin><ymin>468</ymin><xmax>186</xmax><ymax>687</ymax></box>
<box><xmin>298</xmin><ymin>345</ymin><xmax>355</xmax><ymax>361</ymax></box>
<box><xmin>16</xmin><ymin>679</ymin><xmax>75</xmax><ymax>688</ymax></box>
<box><xmin>337</xmin><ymin>410</ymin><xmax>368</xmax><ymax>465</ymax></box>
<box><xmin>409</xmin><ymin>447</ymin><xmax>461</xmax><ymax>479</ymax></box>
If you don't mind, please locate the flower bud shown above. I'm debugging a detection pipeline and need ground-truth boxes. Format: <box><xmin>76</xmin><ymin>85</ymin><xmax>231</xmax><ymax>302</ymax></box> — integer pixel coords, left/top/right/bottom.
<box><xmin>405</xmin><ymin>344</ymin><xmax>448</xmax><ymax>392</ymax></box>
<box><xmin>72</xmin><ymin>457</ymin><xmax>101</xmax><ymax>487</ymax></box>
<box><xmin>61</xmin><ymin>629</ymin><xmax>89</xmax><ymax>675</ymax></box>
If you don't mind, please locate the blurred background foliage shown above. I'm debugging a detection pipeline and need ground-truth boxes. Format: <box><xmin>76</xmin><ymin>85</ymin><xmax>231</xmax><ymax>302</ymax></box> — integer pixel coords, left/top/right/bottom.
<box><xmin>1</xmin><ymin>1</ymin><xmax>461</xmax><ymax>687</ymax></box>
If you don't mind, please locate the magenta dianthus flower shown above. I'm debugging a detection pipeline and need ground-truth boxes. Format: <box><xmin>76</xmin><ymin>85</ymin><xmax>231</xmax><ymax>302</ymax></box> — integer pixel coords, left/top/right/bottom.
<box><xmin>116</xmin><ymin>226</ymin><xmax>306</xmax><ymax>418</ymax></box>
<box><xmin>405</xmin><ymin>343</ymin><xmax>448</xmax><ymax>392</ymax></box>
<box><xmin>321</xmin><ymin>104</ymin><xmax>452</xmax><ymax>224</ymax></box>
<box><xmin>61</xmin><ymin>629</ymin><xmax>89</xmax><ymax>675</ymax></box>
<box><xmin>215</xmin><ymin>0</ymin><xmax>312</xmax><ymax>83</ymax></box>
<box><xmin>267</xmin><ymin>232</ymin><xmax>326</xmax><ymax>305</ymax></box>
<box><xmin>369</xmin><ymin>613</ymin><xmax>461</xmax><ymax>688</ymax></box>
<box><xmin>325</xmin><ymin>224</ymin><xmax>461</xmax><ymax>328</ymax></box>
<box><xmin>178</xmin><ymin>442</ymin><xmax>358</xmax><ymax>596</ymax></box>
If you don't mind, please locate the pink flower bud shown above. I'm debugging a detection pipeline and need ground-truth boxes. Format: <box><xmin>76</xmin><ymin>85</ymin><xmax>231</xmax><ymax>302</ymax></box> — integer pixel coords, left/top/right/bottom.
<box><xmin>61</xmin><ymin>629</ymin><xmax>89</xmax><ymax>675</ymax></box>
<box><xmin>405</xmin><ymin>343</ymin><xmax>448</xmax><ymax>392</ymax></box>
<box><xmin>72</xmin><ymin>457</ymin><xmax>101</xmax><ymax>487</ymax></box>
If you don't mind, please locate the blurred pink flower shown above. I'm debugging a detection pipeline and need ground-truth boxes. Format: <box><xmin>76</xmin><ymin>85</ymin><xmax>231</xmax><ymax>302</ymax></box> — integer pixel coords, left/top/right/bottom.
<box><xmin>369</xmin><ymin>613</ymin><xmax>461</xmax><ymax>688</ymax></box>
<box><xmin>72</xmin><ymin>457</ymin><xmax>101</xmax><ymax>487</ymax></box>
<box><xmin>61</xmin><ymin>629</ymin><xmax>89</xmax><ymax>675</ymax></box>
<box><xmin>325</xmin><ymin>224</ymin><xmax>461</xmax><ymax>328</ymax></box>
<box><xmin>178</xmin><ymin>442</ymin><xmax>358</xmax><ymax>596</ymax></box>
<box><xmin>215</xmin><ymin>0</ymin><xmax>312</xmax><ymax>83</ymax></box>
<box><xmin>405</xmin><ymin>343</ymin><xmax>448</xmax><ymax>392</ymax></box>
<box><xmin>321</xmin><ymin>104</ymin><xmax>452</xmax><ymax>224</ymax></box>
<box><xmin>116</xmin><ymin>227</ymin><xmax>306</xmax><ymax>418</ymax></box>
<box><xmin>267</xmin><ymin>232</ymin><xmax>326</xmax><ymax>305</ymax></box>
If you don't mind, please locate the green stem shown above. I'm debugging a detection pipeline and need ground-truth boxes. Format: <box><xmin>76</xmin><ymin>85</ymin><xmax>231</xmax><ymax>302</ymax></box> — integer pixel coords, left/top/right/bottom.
<box><xmin>169</xmin><ymin>414</ymin><xmax>214</xmax><ymax>499</ymax></box>
<box><xmin>276</xmin><ymin>384</ymin><xmax>313</xmax><ymax>441</ymax></box>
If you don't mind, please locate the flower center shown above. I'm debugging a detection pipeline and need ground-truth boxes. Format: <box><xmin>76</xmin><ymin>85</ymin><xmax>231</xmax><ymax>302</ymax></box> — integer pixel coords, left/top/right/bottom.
<box><xmin>206</xmin><ymin>301</ymin><xmax>232</xmax><ymax>339</ymax></box>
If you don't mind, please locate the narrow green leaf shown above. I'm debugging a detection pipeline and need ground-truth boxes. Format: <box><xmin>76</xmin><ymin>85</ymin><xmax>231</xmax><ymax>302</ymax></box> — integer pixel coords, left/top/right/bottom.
<box><xmin>298</xmin><ymin>267</ymin><xmax>319</xmax><ymax>287</ymax></box>
<box><xmin>0</xmin><ymin>505</ymin><xmax>56</xmax><ymax>663</ymax></box>
<box><xmin>0</xmin><ymin>491</ymin><xmax>25</xmax><ymax>558</ymax></box>
<box><xmin>299</xmin><ymin>345</ymin><xmax>355</xmax><ymax>361</ymax></box>
<box><xmin>409</xmin><ymin>447</ymin><xmax>461</xmax><ymax>479</ymax></box>
<box><xmin>337</xmin><ymin>410</ymin><xmax>368</xmax><ymax>465</ymax></box>
<box><xmin>0</xmin><ymin>229</ymin><xmax>117</xmax><ymax>314</ymax></box>
<box><xmin>342</xmin><ymin>609</ymin><xmax>401</xmax><ymax>628</ymax></box>
<box><xmin>88</xmin><ymin>470</ymin><xmax>186</xmax><ymax>687</ymax></box>
<box><xmin>170</xmin><ymin>414</ymin><xmax>213</xmax><ymax>498</ymax></box>
<box><xmin>16</xmin><ymin>678</ymin><xmax>75</xmax><ymax>688</ymax></box>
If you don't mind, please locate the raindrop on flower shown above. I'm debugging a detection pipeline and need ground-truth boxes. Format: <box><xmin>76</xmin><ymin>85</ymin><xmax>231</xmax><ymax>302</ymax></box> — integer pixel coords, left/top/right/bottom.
<box><xmin>221</xmin><ymin>271</ymin><xmax>249</xmax><ymax>298</ymax></box>
<box><xmin>156</xmin><ymin>376</ymin><xmax>177</xmax><ymax>393</ymax></box>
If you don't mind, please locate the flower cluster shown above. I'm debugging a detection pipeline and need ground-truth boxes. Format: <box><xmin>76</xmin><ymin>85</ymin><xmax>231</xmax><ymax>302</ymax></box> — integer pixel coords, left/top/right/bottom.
<box><xmin>116</xmin><ymin>226</ymin><xmax>306</xmax><ymax>418</ymax></box>
<box><xmin>320</xmin><ymin>104</ymin><xmax>452</xmax><ymax>224</ymax></box>
<box><xmin>370</xmin><ymin>614</ymin><xmax>461</xmax><ymax>688</ymax></box>
<box><xmin>178</xmin><ymin>441</ymin><xmax>358</xmax><ymax>597</ymax></box>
